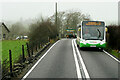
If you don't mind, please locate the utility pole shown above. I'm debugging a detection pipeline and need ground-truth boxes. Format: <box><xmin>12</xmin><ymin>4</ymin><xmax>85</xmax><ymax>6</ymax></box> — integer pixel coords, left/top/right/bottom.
<box><xmin>55</xmin><ymin>2</ymin><xmax>58</xmax><ymax>37</ymax></box>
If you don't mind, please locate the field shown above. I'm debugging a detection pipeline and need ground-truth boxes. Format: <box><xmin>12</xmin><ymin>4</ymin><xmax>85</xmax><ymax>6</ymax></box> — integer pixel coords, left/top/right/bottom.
<box><xmin>0</xmin><ymin>41</ymin><xmax>1</xmax><ymax>60</ymax></box>
<box><xmin>1</xmin><ymin>40</ymin><xmax>28</xmax><ymax>66</ymax></box>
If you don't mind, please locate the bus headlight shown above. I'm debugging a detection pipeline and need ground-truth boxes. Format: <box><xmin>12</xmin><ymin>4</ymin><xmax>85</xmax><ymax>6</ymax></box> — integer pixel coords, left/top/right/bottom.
<box><xmin>81</xmin><ymin>41</ymin><xmax>86</xmax><ymax>44</ymax></box>
<box><xmin>100</xmin><ymin>41</ymin><xmax>105</xmax><ymax>45</ymax></box>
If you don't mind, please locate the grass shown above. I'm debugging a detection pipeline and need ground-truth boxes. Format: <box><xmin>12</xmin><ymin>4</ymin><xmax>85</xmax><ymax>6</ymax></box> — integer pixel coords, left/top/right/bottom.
<box><xmin>105</xmin><ymin>45</ymin><xmax>120</xmax><ymax>59</ymax></box>
<box><xmin>1</xmin><ymin>40</ymin><xmax>28</xmax><ymax>67</ymax></box>
<box><xmin>111</xmin><ymin>50</ymin><xmax>120</xmax><ymax>59</ymax></box>
<box><xmin>0</xmin><ymin>41</ymin><xmax>1</xmax><ymax>60</ymax></box>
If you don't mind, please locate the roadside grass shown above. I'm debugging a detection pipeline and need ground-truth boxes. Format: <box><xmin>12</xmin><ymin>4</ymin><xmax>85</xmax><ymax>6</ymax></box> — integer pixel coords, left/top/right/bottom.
<box><xmin>2</xmin><ymin>40</ymin><xmax>28</xmax><ymax>67</ymax></box>
<box><xmin>111</xmin><ymin>50</ymin><xmax>119</xmax><ymax>59</ymax></box>
<box><xmin>50</xmin><ymin>39</ymin><xmax>56</xmax><ymax>44</ymax></box>
<box><xmin>0</xmin><ymin>41</ymin><xmax>1</xmax><ymax>61</ymax></box>
<box><xmin>105</xmin><ymin>45</ymin><xmax>120</xmax><ymax>59</ymax></box>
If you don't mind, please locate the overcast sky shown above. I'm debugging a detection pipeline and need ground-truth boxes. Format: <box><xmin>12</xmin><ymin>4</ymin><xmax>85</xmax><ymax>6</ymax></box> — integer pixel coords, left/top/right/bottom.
<box><xmin>0</xmin><ymin>0</ymin><xmax>119</xmax><ymax>25</ymax></box>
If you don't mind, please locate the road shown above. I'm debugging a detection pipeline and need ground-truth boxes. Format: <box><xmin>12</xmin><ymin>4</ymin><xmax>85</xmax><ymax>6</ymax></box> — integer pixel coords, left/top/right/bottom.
<box><xmin>79</xmin><ymin>47</ymin><xmax>119</xmax><ymax>79</ymax></box>
<box><xmin>22</xmin><ymin>39</ymin><xmax>119</xmax><ymax>80</ymax></box>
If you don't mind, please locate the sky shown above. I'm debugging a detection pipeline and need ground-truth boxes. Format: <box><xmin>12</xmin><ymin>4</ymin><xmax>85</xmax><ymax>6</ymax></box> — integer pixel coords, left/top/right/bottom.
<box><xmin>0</xmin><ymin>0</ymin><xmax>119</xmax><ymax>26</ymax></box>
<box><xmin>119</xmin><ymin>1</ymin><xmax>120</xmax><ymax>25</ymax></box>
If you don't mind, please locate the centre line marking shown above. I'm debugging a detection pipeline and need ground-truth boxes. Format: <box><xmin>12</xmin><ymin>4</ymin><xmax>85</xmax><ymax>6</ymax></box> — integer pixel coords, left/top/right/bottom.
<box><xmin>72</xmin><ymin>39</ymin><xmax>82</xmax><ymax>78</ymax></box>
<box><xmin>73</xmin><ymin>39</ymin><xmax>90</xmax><ymax>79</ymax></box>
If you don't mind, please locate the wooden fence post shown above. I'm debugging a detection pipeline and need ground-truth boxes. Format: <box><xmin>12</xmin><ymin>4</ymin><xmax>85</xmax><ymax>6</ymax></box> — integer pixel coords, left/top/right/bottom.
<box><xmin>22</xmin><ymin>45</ymin><xmax>25</xmax><ymax>62</ymax></box>
<box><xmin>38</xmin><ymin>43</ymin><xmax>40</xmax><ymax>49</ymax></box>
<box><xmin>36</xmin><ymin>44</ymin><xmax>37</xmax><ymax>52</ymax></box>
<box><xmin>26</xmin><ymin>43</ymin><xmax>30</xmax><ymax>58</ymax></box>
<box><xmin>31</xmin><ymin>47</ymin><xmax>33</xmax><ymax>55</ymax></box>
<box><xmin>9</xmin><ymin>50</ymin><xmax>13</xmax><ymax>77</ymax></box>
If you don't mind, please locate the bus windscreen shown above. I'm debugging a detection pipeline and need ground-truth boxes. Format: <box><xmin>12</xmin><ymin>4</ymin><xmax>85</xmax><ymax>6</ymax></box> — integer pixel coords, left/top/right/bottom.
<box><xmin>82</xmin><ymin>21</ymin><xmax>105</xmax><ymax>40</ymax></box>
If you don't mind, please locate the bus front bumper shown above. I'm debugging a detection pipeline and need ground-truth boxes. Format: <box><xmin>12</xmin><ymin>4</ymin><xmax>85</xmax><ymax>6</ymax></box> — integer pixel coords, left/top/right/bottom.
<box><xmin>80</xmin><ymin>43</ymin><xmax>106</xmax><ymax>48</ymax></box>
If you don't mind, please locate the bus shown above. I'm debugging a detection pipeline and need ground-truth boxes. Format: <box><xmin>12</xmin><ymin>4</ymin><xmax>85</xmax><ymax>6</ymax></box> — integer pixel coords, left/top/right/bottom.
<box><xmin>76</xmin><ymin>21</ymin><xmax>107</xmax><ymax>49</ymax></box>
<box><xmin>66</xmin><ymin>29</ymin><xmax>76</xmax><ymax>38</ymax></box>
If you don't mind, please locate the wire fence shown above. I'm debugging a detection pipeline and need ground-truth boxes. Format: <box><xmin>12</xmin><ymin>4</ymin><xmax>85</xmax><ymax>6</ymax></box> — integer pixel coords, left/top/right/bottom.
<box><xmin>2</xmin><ymin>41</ymin><xmax>50</xmax><ymax>80</ymax></box>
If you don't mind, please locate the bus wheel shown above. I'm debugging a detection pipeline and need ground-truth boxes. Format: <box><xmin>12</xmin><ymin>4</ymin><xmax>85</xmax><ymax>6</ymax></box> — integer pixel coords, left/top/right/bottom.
<box><xmin>80</xmin><ymin>47</ymin><xmax>83</xmax><ymax>50</ymax></box>
<box><xmin>77</xmin><ymin>44</ymin><xmax>79</xmax><ymax>48</ymax></box>
<box><xmin>100</xmin><ymin>48</ymin><xmax>103</xmax><ymax>51</ymax></box>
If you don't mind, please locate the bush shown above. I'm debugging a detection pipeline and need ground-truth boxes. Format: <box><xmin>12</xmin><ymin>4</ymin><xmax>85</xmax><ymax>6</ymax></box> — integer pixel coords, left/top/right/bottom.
<box><xmin>28</xmin><ymin>18</ymin><xmax>58</xmax><ymax>50</ymax></box>
<box><xmin>107</xmin><ymin>25</ymin><xmax>120</xmax><ymax>50</ymax></box>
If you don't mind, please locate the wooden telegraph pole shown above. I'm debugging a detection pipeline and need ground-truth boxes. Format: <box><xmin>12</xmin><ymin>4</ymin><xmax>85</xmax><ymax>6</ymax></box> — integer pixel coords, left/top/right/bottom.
<box><xmin>55</xmin><ymin>2</ymin><xmax>58</xmax><ymax>38</ymax></box>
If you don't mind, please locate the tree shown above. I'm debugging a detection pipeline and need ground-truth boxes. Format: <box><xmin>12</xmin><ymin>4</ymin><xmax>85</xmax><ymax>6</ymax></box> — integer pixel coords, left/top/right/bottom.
<box><xmin>50</xmin><ymin>10</ymin><xmax>91</xmax><ymax>36</ymax></box>
<box><xmin>28</xmin><ymin>18</ymin><xmax>58</xmax><ymax>50</ymax></box>
<box><xmin>8</xmin><ymin>22</ymin><xmax>28</xmax><ymax>39</ymax></box>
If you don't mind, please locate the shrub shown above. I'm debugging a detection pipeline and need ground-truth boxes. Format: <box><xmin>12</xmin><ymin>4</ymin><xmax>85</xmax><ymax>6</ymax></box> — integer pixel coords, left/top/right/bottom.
<box><xmin>107</xmin><ymin>25</ymin><xmax>120</xmax><ymax>50</ymax></box>
<box><xmin>28</xmin><ymin>18</ymin><xmax>58</xmax><ymax>50</ymax></box>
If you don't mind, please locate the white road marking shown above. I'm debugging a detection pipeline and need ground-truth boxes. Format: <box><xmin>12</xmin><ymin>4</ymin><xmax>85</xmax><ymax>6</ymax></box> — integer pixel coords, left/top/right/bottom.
<box><xmin>73</xmin><ymin>39</ymin><xmax>90</xmax><ymax>79</ymax></box>
<box><xmin>103</xmin><ymin>50</ymin><xmax>120</xmax><ymax>63</ymax></box>
<box><xmin>72</xmin><ymin>40</ymin><xmax>82</xmax><ymax>78</ymax></box>
<box><xmin>21</xmin><ymin>40</ymin><xmax>60</xmax><ymax>80</ymax></box>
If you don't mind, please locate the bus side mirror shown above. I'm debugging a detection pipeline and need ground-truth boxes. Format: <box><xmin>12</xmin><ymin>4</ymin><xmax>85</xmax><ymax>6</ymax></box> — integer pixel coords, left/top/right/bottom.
<box><xmin>78</xmin><ymin>28</ymin><xmax>81</xmax><ymax>31</ymax></box>
<box><xmin>105</xmin><ymin>27</ymin><xmax>108</xmax><ymax>32</ymax></box>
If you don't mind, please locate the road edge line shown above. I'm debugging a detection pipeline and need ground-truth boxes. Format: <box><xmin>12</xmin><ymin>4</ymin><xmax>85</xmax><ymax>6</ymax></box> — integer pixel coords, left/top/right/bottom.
<box><xmin>21</xmin><ymin>40</ymin><xmax>60</xmax><ymax>80</ymax></box>
<box><xmin>103</xmin><ymin>50</ymin><xmax>120</xmax><ymax>63</ymax></box>
<box><xmin>73</xmin><ymin>39</ymin><xmax>90</xmax><ymax>79</ymax></box>
<box><xmin>72</xmin><ymin>39</ymin><xmax>82</xmax><ymax>78</ymax></box>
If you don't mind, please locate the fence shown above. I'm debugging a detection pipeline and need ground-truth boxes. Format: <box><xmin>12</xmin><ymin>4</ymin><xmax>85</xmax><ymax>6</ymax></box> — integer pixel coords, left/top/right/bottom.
<box><xmin>2</xmin><ymin>41</ymin><xmax>50</xmax><ymax>79</ymax></box>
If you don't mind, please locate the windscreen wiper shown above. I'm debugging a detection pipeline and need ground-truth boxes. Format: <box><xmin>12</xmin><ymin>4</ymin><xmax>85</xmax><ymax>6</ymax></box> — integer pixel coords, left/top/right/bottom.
<box><xmin>97</xmin><ymin>29</ymin><xmax>101</xmax><ymax>38</ymax></box>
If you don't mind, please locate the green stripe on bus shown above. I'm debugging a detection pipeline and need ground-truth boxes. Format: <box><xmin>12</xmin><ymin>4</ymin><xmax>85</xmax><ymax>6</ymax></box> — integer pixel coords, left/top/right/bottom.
<box><xmin>80</xmin><ymin>43</ymin><xmax>106</xmax><ymax>48</ymax></box>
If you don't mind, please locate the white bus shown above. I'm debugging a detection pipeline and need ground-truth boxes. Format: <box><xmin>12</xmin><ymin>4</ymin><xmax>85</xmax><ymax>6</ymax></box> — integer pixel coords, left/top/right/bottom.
<box><xmin>76</xmin><ymin>21</ymin><xmax>107</xmax><ymax>49</ymax></box>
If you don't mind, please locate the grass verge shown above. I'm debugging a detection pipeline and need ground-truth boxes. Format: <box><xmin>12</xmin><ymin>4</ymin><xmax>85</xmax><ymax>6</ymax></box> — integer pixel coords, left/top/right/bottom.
<box><xmin>1</xmin><ymin>40</ymin><xmax>28</xmax><ymax>67</ymax></box>
<box><xmin>105</xmin><ymin>45</ymin><xmax>120</xmax><ymax>59</ymax></box>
